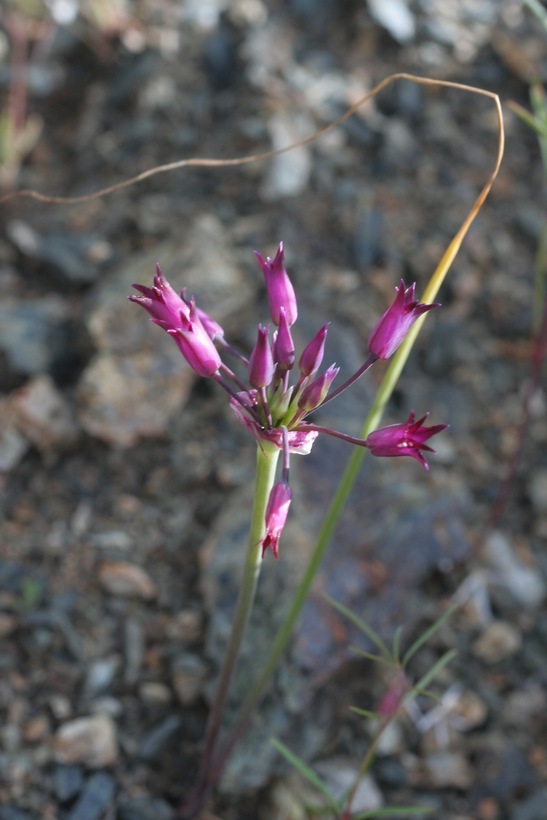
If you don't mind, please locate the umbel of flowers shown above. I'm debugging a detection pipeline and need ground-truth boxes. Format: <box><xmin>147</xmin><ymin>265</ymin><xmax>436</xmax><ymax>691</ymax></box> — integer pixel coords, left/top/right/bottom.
<box><xmin>130</xmin><ymin>243</ymin><xmax>446</xmax><ymax>558</ymax></box>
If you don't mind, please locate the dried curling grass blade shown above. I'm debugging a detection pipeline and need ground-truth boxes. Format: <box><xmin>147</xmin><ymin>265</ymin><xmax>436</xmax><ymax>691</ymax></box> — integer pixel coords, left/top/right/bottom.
<box><xmin>0</xmin><ymin>73</ymin><xmax>503</xmax><ymax>210</ymax></box>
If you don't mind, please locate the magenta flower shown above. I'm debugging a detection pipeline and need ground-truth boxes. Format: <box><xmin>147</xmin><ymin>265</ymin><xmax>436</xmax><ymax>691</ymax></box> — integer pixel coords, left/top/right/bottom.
<box><xmin>167</xmin><ymin>297</ymin><xmax>222</xmax><ymax>377</ymax></box>
<box><xmin>130</xmin><ymin>264</ymin><xmax>190</xmax><ymax>329</ymax></box>
<box><xmin>366</xmin><ymin>411</ymin><xmax>448</xmax><ymax>470</ymax></box>
<box><xmin>368</xmin><ymin>280</ymin><xmax>440</xmax><ymax>360</ymax></box>
<box><xmin>254</xmin><ymin>242</ymin><xmax>298</xmax><ymax>327</ymax></box>
<box><xmin>261</xmin><ymin>482</ymin><xmax>292</xmax><ymax>559</ymax></box>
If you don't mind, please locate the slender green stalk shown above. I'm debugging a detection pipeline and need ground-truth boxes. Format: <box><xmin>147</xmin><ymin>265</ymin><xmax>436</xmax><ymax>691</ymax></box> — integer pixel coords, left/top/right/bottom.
<box><xmin>191</xmin><ymin>442</ymin><xmax>279</xmax><ymax>807</ymax></box>
<box><xmin>341</xmin><ymin>715</ymin><xmax>393</xmax><ymax>820</ymax></box>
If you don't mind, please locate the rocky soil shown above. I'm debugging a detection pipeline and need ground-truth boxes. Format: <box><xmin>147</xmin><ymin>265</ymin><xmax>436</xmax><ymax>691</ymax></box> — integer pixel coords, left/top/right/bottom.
<box><xmin>1</xmin><ymin>1</ymin><xmax>546</xmax><ymax>818</ymax></box>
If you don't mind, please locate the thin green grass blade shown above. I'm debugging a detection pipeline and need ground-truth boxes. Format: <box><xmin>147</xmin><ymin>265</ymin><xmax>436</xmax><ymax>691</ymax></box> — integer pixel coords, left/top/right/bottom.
<box><xmin>524</xmin><ymin>0</ymin><xmax>547</xmax><ymax>31</ymax></box>
<box><xmin>509</xmin><ymin>101</ymin><xmax>547</xmax><ymax>138</ymax></box>
<box><xmin>392</xmin><ymin>627</ymin><xmax>403</xmax><ymax>665</ymax></box>
<box><xmin>349</xmin><ymin>647</ymin><xmax>396</xmax><ymax>667</ymax></box>
<box><xmin>354</xmin><ymin>807</ymin><xmax>433</xmax><ymax>818</ymax></box>
<box><xmin>402</xmin><ymin>604</ymin><xmax>458</xmax><ymax>667</ymax></box>
<box><xmin>270</xmin><ymin>738</ymin><xmax>340</xmax><ymax>811</ymax></box>
<box><xmin>411</xmin><ymin>649</ymin><xmax>457</xmax><ymax>695</ymax></box>
<box><xmin>326</xmin><ymin>596</ymin><xmax>391</xmax><ymax>660</ymax></box>
<box><xmin>349</xmin><ymin>706</ymin><xmax>382</xmax><ymax>721</ymax></box>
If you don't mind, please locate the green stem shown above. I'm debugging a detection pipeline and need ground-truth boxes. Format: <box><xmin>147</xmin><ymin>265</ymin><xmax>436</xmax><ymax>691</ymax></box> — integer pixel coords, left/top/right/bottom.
<box><xmin>341</xmin><ymin>713</ymin><xmax>396</xmax><ymax>819</ymax></box>
<box><xmin>194</xmin><ymin>442</ymin><xmax>279</xmax><ymax>802</ymax></box>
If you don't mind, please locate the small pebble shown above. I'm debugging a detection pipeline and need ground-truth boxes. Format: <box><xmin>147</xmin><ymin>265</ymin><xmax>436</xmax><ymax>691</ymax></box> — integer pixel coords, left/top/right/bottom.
<box><xmin>171</xmin><ymin>654</ymin><xmax>208</xmax><ymax>706</ymax></box>
<box><xmin>138</xmin><ymin>682</ymin><xmax>172</xmax><ymax>704</ymax></box>
<box><xmin>98</xmin><ymin>561</ymin><xmax>157</xmax><ymax>600</ymax></box>
<box><xmin>423</xmin><ymin>751</ymin><xmax>472</xmax><ymax>789</ymax></box>
<box><xmin>22</xmin><ymin>715</ymin><xmax>49</xmax><ymax>743</ymax></box>
<box><xmin>84</xmin><ymin>657</ymin><xmax>120</xmax><ymax>698</ymax></box>
<box><xmin>165</xmin><ymin>609</ymin><xmax>204</xmax><ymax>644</ymax></box>
<box><xmin>53</xmin><ymin>714</ymin><xmax>118</xmax><ymax>768</ymax></box>
<box><xmin>472</xmin><ymin>620</ymin><xmax>522</xmax><ymax>664</ymax></box>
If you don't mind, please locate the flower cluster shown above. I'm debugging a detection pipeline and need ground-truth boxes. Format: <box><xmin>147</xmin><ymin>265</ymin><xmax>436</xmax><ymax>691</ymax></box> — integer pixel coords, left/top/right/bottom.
<box><xmin>130</xmin><ymin>243</ymin><xmax>446</xmax><ymax>558</ymax></box>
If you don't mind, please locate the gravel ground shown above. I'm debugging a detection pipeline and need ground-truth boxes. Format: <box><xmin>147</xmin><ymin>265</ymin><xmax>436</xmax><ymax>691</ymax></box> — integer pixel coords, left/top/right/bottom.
<box><xmin>1</xmin><ymin>1</ymin><xmax>546</xmax><ymax>819</ymax></box>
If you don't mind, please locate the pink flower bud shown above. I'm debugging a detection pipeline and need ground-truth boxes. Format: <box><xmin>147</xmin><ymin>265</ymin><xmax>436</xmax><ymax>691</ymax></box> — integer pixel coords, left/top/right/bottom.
<box><xmin>377</xmin><ymin>671</ymin><xmax>410</xmax><ymax>719</ymax></box>
<box><xmin>249</xmin><ymin>325</ymin><xmax>274</xmax><ymax>388</ymax></box>
<box><xmin>366</xmin><ymin>411</ymin><xmax>448</xmax><ymax>470</ymax></box>
<box><xmin>368</xmin><ymin>280</ymin><xmax>440</xmax><ymax>360</ymax></box>
<box><xmin>167</xmin><ymin>297</ymin><xmax>222</xmax><ymax>377</ymax></box>
<box><xmin>298</xmin><ymin>323</ymin><xmax>329</xmax><ymax>378</ymax></box>
<box><xmin>298</xmin><ymin>364</ymin><xmax>339</xmax><ymax>412</ymax></box>
<box><xmin>261</xmin><ymin>482</ymin><xmax>292</xmax><ymax>559</ymax></box>
<box><xmin>254</xmin><ymin>242</ymin><xmax>298</xmax><ymax>327</ymax></box>
<box><xmin>274</xmin><ymin>307</ymin><xmax>295</xmax><ymax>372</ymax></box>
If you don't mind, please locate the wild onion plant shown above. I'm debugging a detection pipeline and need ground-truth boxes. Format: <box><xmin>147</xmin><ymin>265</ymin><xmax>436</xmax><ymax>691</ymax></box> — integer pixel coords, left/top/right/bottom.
<box><xmin>130</xmin><ymin>246</ymin><xmax>448</xmax><ymax>812</ymax></box>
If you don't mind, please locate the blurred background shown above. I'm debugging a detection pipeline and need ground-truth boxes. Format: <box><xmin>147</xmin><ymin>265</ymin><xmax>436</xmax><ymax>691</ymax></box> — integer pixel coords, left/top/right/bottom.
<box><xmin>0</xmin><ymin>1</ymin><xmax>546</xmax><ymax>818</ymax></box>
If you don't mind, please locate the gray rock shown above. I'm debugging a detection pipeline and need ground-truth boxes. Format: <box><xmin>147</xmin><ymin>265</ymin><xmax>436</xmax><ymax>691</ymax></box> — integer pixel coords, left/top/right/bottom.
<box><xmin>118</xmin><ymin>796</ymin><xmax>174</xmax><ymax>820</ymax></box>
<box><xmin>10</xmin><ymin>375</ymin><xmax>79</xmax><ymax>451</ymax></box>
<box><xmin>422</xmin><ymin>751</ymin><xmax>472</xmax><ymax>789</ymax></box>
<box><xmin>0</xmin><ymin>809</ymin><xmax>34</xmax><ymax>820</ymax></box>
<box><xmin>66</xmin><ymin>772</ymin><xmax>115</xmax><ymax>820</ymax></box>
<box><xmin>52</xmin><ymin>763</ymin><xmax>84</xmax><ymax>802</ymax></box>
<box><xmin>77</xmin><ymin>351</ymin><xmax>194</xmax><ymax>448</ymax></box>
<box><xmin>314</xmin><ymin>760</ymin><xmax>384</xmax><ymax>813</ymax></box>
<box><xmin>484</xmin><ymin>531</ymin><xmax>545</xmax><ymax>608</ymax></box>
<box><xmin>0</xmin><ymin>296</ymin><xmax>70</xmax><ymax>377</ymax></box>
<box><xmin>511</xmin><ymin>787</ymin><xmax>547</xmax><ymax>820</ymax></box>
<box><xmin>137</xmin><ymin>715</ymin><xmax>182</xmax><ymax>761</ymax></box>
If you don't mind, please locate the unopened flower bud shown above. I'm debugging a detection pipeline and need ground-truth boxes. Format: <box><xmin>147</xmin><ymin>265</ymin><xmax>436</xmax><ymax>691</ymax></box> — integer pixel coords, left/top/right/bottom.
<box><xmin>274</xmin><ymin>307</ymin><xmax>295</xmax><ymax>372</ymax></box>
<box><xmin>249</xmin><ymin>325</ymin><xmax>274</xmax><ymax>388</ymax></box>
<box><xmin>254</xmin><ymin>242</ymin><xmax>298</xmax><ymax>326</ymax></box>
<box><xmin>298</xmin><ymin>364</ymin><xmax>339</xmax><ymax>412</ymax></box>
<box><xmin>298</xmin><ymin>324</ymin><xmax>329</xmax><ymax>377</ymax></box>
